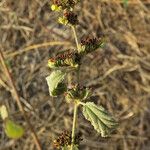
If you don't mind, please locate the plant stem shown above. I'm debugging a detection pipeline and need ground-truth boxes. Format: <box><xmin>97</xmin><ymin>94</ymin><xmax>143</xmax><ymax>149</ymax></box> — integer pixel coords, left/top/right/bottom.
<box><xmin>77</xmin><ymin>66</ymin><xmax>80</xmax><ymax>85</ymax></box>
<box><xmin>0</xmin><ymin>49</ymin><xmax>42</xmax><ymax>150</ymax></box>
<box><xmin>71</xmin><ymin>103</ymin><xmax>78</xmax><ymax>150</ymax></box>
<box><xmin>71</xmin><ymin>25</ymin><xmax>80</xmax><ymax>51</ymax></box>
<box><xmin>70</xmin><ymin>25</ymin><xmax>80</xmax><ymax>150</ymax></box>
<box><xmin>71</xmin><ymin>25</ymin><xmax>80</xmax><ymax>84</ymax></box>
<box><xmin>68</xmin><ymin>26</ymin><xmax>79</xmax><ymax>87</ymax></box>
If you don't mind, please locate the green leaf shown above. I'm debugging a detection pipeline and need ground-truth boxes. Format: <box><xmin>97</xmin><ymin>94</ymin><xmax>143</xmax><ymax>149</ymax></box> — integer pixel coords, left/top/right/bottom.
<box><xmin>51</xmin><ymin>82</ymin><xmax>67</xmax><ymax>96</ymax></box>
<box><xmin>4</xmin><ymin>119</ymin><xmax>24</xmax><ymax>139</ymax></box>
<box><xmin>46</xmin><ymin>70</ymin><xmax>66</xmax><ymax>96</ymax></box>
<box><xmin>82</xmin><ymin>102</ymin><xmax>118</xmax><ymax>137</ymax></box>
<box><xmin>0</xmin><ymin>105</ymin><xmax>8</xmax><ymax>120</ymax></box>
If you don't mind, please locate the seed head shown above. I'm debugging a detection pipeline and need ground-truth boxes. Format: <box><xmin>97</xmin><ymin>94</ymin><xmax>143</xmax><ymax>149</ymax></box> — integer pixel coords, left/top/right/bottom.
<box><xmin>65</xmin><ymin>84</ymin><xmax>91</xmax><ymax>103</ymax></box>
<box><xmin>64</xmin><ymin>11</ymin><xmax>78</xmax><ymax>25</ymax></box>
<box><xmin>80</xmin><ymin>36</ymin><xmax>105</xmax><ymax>54</ymax></box>
<box><xmin>48</xmin><ymin>50</ymin><xmax>81</xmax><ymax>68</ymax></box>
<box><xmin>53</xmin><ymin>131</ymin><xmax>71</xmax><ymax>149</ymax></box>
<box><xmin>53</xmin><ymin>130</ymin><xmax>82</xmax><ymax>149</ymax></box>
<box><xmin>52</xmin><ymin>0</ymin><xmax>79</xmax><ymax>10</ymax></box>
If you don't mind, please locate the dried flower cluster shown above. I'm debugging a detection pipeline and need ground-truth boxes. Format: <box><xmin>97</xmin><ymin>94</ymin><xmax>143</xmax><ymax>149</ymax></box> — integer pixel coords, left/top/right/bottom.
<box><xmin>48</xmin><ymin>50</ymin><xmax>81</xmax><ymax>68</ymax></box>
<box><xmin>80</xmin><ymin>36</ymin><xmax>104</xmax><ymax>54</ymax></box>
<box><xmin>65</xmin><ymin>84</ymin><xmax>91</xmax><ymax>103</ymax></box>
<box><xmin>53</xmin><ymin>131</ymin><xmax>71</xmax><ymax>149</ymax></box>
<box><xmin>53</xmin><ymin>131</ymin><xmax>82</xmax><ymax>149</ymax></box>
<box><xmin>51</xmin><ymin>0</ymin><xmax>79</xmax><ymax>25</ymax></box>
<box><xmin>64</xmin><ymin>11</ymin><xmax>78</xmax><ymax>25</ymax></box>
<box><xmin>53</xmin><ymin>0</ymin><xmax>79</xmax><ymax>10</ymax></box>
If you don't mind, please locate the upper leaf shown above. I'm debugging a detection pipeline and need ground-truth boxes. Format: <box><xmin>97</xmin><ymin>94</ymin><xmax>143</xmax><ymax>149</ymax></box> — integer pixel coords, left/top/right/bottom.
<box><xmin>4</xmin><ymin>119</ymin><xmax>24</xmax><ymax>139</ymax></box>
<box><xmin>46</xmin><ymin>70</ymin><xmax>66</xmax><ymax>96</ymax></box>
<box><xmin>82</xmin><ymin>102</ymin><xmax>118</xmax><ymax>137</ymax></box>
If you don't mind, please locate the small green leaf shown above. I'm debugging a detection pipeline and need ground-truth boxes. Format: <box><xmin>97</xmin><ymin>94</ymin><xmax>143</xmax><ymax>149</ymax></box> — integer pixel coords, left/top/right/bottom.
<box><xmin>51</xmin><ymin>82</ymin><xmax>67</xmax><ymax>96</ymax></box>
<box><xmin>4</xmin><ymin>119</ymin><xmax>24</xmax><ymax>139</ymax></box>
<box><xmin>46</xmin><ymin>70</ymin><xmax>66</xmax><ymax>96</ymax></box>
<box><xmin>82</xmin><ymin>102</ymin><xmax>118</xmax><ymax>137</ymax></box>
<box><xmin>0</xmin><ymin>105</ymin><xmax>8</xmax><ymax>120</ymax></box>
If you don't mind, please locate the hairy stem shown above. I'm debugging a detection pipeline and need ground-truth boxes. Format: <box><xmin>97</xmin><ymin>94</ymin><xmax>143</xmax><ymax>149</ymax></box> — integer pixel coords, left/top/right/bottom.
<box><xmin>0</xmin><ymin>49</ymin><xmax>42</xmax><ymax>150</ymax></box>
<box><xmin>70</xmin><ymin>25</ymin><xmax>80</xmax><ymax>150</ymax></box>
<box><xmin>71</xmin><ymin>25</ymin><xmax>80</xmax><ymax>84</ymax></box>
<box><xmin>67</xmin><ymin>26</ymin><xmax>79</xmax><ymax>87</ymax></box>
<box><xmin>71</xmin><ymin>103</ymin><xmax>78</xmax><ymax>150</ymax></box>
<box><xmin>71</xmin><ymin>25</ymin><xmax>80</xmax><ymax>51</ymax></box>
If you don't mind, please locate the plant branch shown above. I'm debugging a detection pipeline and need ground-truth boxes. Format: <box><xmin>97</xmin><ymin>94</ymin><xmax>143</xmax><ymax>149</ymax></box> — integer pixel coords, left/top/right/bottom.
<box><xmin>5</xmin><ymin>41</ymin><xmax>71</xmax><ymax>58</ymax></box>
<box><xmin>0</xmin><ymin>49</ymin><xmax>42</xmax><ymax>150</ymax></box>
<box><xmin>71</xmin><ymin>25</ymin><xmax>80</xmax><ymax>84</ymax></box>
<box><xmin>71</xmin><ymin>103</ymin><xmax>78</xmax><ymax>150</ymax></box>
<box><xmin>70</xmin><ymin>25</ymin><xmax>80</xmax><ymax>150</ymax></box>
<box><xmin>67</xmin><ymin>26</ymin><xmax>79</xmax><ymax>86</ymax></box>
<box><xmin>71</xmin><ymin>25</ymin><xmax>80</xmax><ymax>51</ymax></box>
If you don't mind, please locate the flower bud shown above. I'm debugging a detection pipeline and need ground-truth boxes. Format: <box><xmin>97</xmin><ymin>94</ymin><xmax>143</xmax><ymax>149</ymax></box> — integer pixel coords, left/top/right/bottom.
<box><xmin>58</xmin><ymin>17</ymin><xmax>68</xmax><ymax>25</ymax></box>
<box><xmin>65</xmin><ymin>85</ymin><xmax>91</xmax><ymax>103</ymax></box>
<box><xmin>64</xmin><ymin>11</ymin><xmax>78</xmax><ymax>25</ymax></box>
<box><xmin>51</xmin><ymin>4</ymin><xmax>62</xmax><ymax>11</ymax></box>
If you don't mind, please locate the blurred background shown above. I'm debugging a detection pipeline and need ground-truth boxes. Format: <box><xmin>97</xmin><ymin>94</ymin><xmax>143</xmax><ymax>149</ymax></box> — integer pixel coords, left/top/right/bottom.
<box><xmin>0</xmin><ymin>0</ymin><xmax>150</xmax><ymax>149</ymax></box>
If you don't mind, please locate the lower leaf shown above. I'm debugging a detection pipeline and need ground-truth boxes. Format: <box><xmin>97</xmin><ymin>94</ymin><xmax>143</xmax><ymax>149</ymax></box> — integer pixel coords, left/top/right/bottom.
<box><xmin>4</xmin><ymin>119</ymin><xmax>24</xmax><ymax>139</ymax></box>
<box><xmin>82</xmin><ymin>102</ymin><xmax>118</xmax><ymax>137</ymax></box>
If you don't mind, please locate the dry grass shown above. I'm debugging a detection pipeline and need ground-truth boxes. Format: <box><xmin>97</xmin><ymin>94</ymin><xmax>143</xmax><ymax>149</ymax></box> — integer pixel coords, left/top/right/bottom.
<box><xmin>0</xmin><ymin>0</ymin><xmax>150</xmax><ymax>150</ymax></box>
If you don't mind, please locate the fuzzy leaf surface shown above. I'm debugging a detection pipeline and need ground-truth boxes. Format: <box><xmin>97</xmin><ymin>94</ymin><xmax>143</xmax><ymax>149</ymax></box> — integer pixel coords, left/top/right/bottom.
<box><xmin>82</xmin><ymin>102</ymin><xmax>118</xmax><ymax>137</ymax></box>
<box><xmin>46</xmin><ymin>70</ymin><xmax>66</xmax><ymax>96</ymax></box>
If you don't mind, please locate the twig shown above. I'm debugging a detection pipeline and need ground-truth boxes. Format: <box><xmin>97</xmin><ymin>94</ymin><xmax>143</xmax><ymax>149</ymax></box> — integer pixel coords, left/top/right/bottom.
<box><xmin>0</xmin><ymin>75</ymin><xmax>11</xmax><ymax>91</ymax></box>
<box><xmin>0</xmin><ymin>49</ymin><xmax>42</xmax><ymax>150</ymax></box>
<box><xmin>4</xmin><ymin>41</ymin><xmax>72</xmax><ymax>58</ymax></box>
<box><xmin>71</xmin><ymin>104</ymin><xmax>79</xmax><ymax>150</ymax></box>
<box><xmin>101</xmin><ymin>0</ymin><xmax>150</xmax><ymax>4</ymax></box>
<box><xmin>71</xmin><ymin>26</ymin><xmax>80</xmax><ymax>51</ymax></box>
